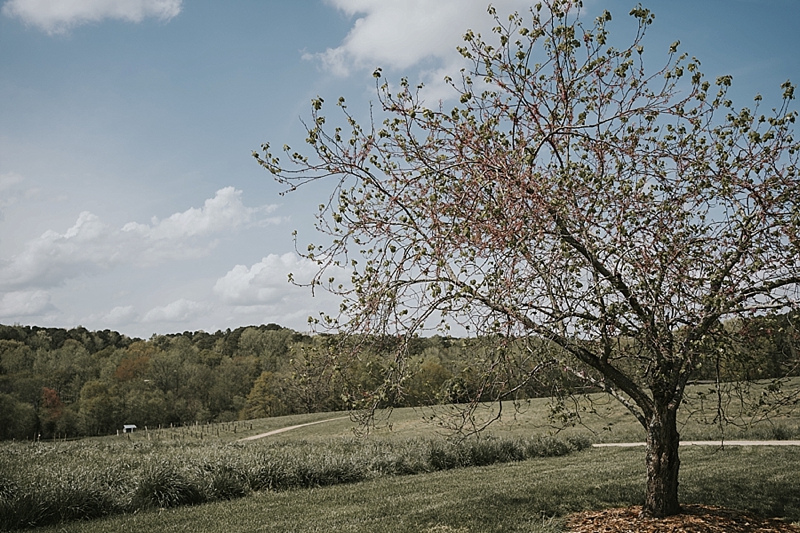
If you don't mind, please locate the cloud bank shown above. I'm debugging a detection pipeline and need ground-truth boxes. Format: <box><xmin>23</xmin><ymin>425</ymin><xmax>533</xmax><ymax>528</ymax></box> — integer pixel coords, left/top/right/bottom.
<box><xmin>0</xmin><ymin>187</ymin><xmax>277</xmax><ymax>291</ymax></box>
<box><xmin>0</xmin><ymin>290</ymin><xmax>54</xmax><ymax>318</ymax></box>
<box><xmin>72</xmin><ymin>253</ymin><xmax>343</xmax><ymax>333</ymax></box>
<box><xmin>213</xmin><ymin>253</ymin><xmax>323</xmax><ymax>306</ymax></box>
<box><xmin>90</xmin><ymin>305</ymin><xmax>138</xmax><ymax>327</ymax></box>
<box><xmin>2</xmin><ymin>0</ymin><xmax>182</xmax><ymax>35</ymax></box>
<box><xmin>143</xmin><ymin>299</ymin><xmax>209</xmax><ymax>324</ymax></box>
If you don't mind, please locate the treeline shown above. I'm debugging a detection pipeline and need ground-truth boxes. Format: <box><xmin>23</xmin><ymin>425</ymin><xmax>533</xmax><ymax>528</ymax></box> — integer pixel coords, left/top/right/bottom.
<box><xmin>0</xmin><ymin>323</ymin><xmax>513</xmax><ymax>440</ymax></box>
<box><xmin>1</xmin><ymin>311</ymin><xmax>797</xmax><ymax>441</ymax></box>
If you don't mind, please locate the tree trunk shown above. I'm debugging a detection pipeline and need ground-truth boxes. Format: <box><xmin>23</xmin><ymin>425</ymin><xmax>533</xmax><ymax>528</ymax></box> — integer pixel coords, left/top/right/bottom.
<box><xmin>642</xmin><ymin>403</ymin><xmax>681</xmax><ymax>517</ymax></box>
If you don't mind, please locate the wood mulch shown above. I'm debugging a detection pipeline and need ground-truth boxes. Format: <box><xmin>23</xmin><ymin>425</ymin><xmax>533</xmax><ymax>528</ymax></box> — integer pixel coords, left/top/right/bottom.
<box><xmin>564</xmin><ymin>505</ymin><xmax>800</xmax><ymax>533</ymax></box>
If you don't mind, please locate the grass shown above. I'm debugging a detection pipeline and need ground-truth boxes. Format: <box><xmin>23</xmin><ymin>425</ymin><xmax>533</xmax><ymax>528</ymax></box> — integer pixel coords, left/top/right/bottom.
<box><xmin>348</xmin><ymin>377</ymin><xmax>800</xmax><ymax>446</ymax></box>
<box><xmin>23</xmin><ymin>446</ymin><xmax>800</xmax><ymax>533</ymax></box>
<box><xmin>3</xmin><ymin>377</ymin><xmax>799</xmax><ymax>531</ymax></box>
<box><xmin>0</xmin><ymin>434</ymin><xmax>590</xmax><ymax>530</ymax></box>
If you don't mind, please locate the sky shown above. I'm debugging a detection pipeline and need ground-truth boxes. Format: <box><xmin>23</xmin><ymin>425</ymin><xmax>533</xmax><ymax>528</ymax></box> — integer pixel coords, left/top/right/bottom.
<box><xmin>1</xmin><ymin>0</ymin><xmax>798</xmax><ymax>338</ymax></box>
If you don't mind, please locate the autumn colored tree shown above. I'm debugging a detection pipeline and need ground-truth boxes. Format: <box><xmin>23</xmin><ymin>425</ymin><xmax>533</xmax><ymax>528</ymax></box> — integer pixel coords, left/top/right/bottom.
<box><xmin>39</xmin><ymin>387</ymin><xmax>64</xmax><ymax>437</ymax></box>
<box><xmin>256</xmin><ymin>1</ymin><xmax>800</xmax><ymax>517</ymax></box>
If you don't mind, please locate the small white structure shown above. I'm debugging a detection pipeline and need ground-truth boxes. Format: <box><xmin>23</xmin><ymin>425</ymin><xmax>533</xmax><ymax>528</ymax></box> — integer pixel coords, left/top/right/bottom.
<box><xmin>123</xmin><ymin>425</ymin><xmax>137</xmax><ymax>433</ymax></box>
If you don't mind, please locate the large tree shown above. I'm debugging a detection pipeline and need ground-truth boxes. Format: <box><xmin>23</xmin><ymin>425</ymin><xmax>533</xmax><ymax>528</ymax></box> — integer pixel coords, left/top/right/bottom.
<box><xmin>255</xmin><ymin>1</ymin><xmax>800</xmax><ymax>517</ymax></box>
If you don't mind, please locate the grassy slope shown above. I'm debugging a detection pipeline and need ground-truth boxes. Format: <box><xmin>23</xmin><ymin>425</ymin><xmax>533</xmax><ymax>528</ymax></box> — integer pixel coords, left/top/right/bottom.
<box><xmin>53</xmin><ymin>376</ymin><xmax>790</xmax><ymax>447</ymax></box>
<box><xmin>9</xmin><ymin>377</ymin><xmax>800</xmax><ymax>532</ymax></box>
<box><xmin>29</xmin><ymin>446</ymin><xmax>800</xmax><ymax>533</ymax></box>
<box><xmin>237</xmin><ymin>377</ymin><xmax>800</xmax><ymax>444</ymax></box>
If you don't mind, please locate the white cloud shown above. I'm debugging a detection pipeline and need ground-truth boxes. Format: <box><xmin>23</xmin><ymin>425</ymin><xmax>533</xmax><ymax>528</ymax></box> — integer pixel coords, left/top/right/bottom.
<box><xmin>312</xmin><ymin>1</ymin><xmax>464</xmax><ymax>75</ymax></box>
<box><xmin>2</xmin><ymin>0</ymin><xmax>182</xmax><ymax>35</ymax></box>
<box><xmin>310</xmin><ymin>0</ymin><xmax>532</xmax><ymax>99</ymax></box>
<box><xmin>120</xmin><ymin>187</ymin><xmax>280</xmax><ymax>265</ymax></box>
<box><xmin>0</xmin><ymin>187</ymin><xmax>278</xmax><ymax>290</ymax></box>
<box><xmin>213</xmin><ymin>253</ymin><xmax>348</xmax><ymax>325</ymax></box>
<box><xmin>122</xmin><ymin>187</ymin><xmax>274</xmax><ymax>241</ymax></box>
<box><xmin>105</xmin><ymin>305</ymin><xmax>137</xmax><ymax>323</ymax></box>
<box><xmin>143</xmin><ymin>298</ymin><xmax>208</xmax><ymax>323</ymax></box>
<box><xmin>0</xmin><ymin>290</ymin><xmax>54</xmax><ymax>318</ymax></box>
<box><xmin>83</xmin><ymin>305</ymin><xmax>138</xmax><ymax>326</ymax></box>
<box><xmin>213</xmin><ymin>253</ymin><xmax>321</xmax><ymax>306</ymax></box>
<box><xmin>0</xmin><ymin>211</ymin><xmax>117</xmax><ymax>288</ymax></box>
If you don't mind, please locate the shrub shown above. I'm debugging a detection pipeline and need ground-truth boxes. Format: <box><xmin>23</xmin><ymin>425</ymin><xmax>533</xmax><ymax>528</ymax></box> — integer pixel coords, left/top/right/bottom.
<box><xmin>0</xmin><ymin>471</ymin><xmax>119</xmax><ymax>530</ymax></box>
<box><xmin>428</xmin><ymin>440</ymin><xmax>461</xmax><ymax>470</ymax></box>
<box><xmin>206</xmin><ymin>467</ymin><xmax>250</xmax><ymax>501</ymax></box>
<box><xmin>246</xmin><ymin>456</ymin><xmax>294</xmax><ymax>491</ymax></box>
<box><xmin>466</xmin><ymin>437</ymin><xmax>526</xmax><ymax>466</ymax></box>
<box><xmin>0</xmin><ymin>433</ymin><xmax>589</xmax><ymax>530</ymax></box>
<box><xmin>132</xmin><ymin>463</ymin><xmax>204</xmax><ymax>509</ymax></box>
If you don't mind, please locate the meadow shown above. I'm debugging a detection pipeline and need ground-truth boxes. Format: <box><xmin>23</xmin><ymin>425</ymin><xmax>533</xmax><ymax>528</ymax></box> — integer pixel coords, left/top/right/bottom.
<box><xmin>2</xmin><ymin>379</ymin><xmax>799</xmax><ymax>532</ymax></box>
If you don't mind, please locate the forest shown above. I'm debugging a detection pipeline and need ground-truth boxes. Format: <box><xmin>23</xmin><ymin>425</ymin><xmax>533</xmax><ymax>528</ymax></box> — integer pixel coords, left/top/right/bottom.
<box><xmin>1</xmin><ymin>312</ymin><xmax>797</xmax><ymax>441</ymax></box>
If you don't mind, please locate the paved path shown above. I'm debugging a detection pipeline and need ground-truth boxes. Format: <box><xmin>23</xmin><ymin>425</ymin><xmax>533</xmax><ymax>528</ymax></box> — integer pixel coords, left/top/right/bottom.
<box><xmin>237</xmin><ymin>416</ymin><xmax>350</xmax><ymax>442</ymax></box>
<box><xmin>594</xmin><ymin>440</ymin><xmax>800</xmax><ymax>448</ymax></box>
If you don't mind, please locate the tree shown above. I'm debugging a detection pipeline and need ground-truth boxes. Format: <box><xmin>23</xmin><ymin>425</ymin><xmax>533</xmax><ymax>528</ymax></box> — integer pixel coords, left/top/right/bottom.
<box><xmin>39</xmin><ymin>387</ymin><xmax>64</xmax><ymax>437</ymax></box>
<box><xmin>256</xmin><ymin>1</ymin><xmax>800</xmax><ymax>517</ymax></box>
<box><xmin>78</xmin><ymin>380</ymin><xmax>118</xmax><ymax>435</ymax></box>
<box><xmin>0</xmin><ymin>392</ymin><xmax>37</xmax><ymax>440</ymax></box>
<box><xmin>403</xmin><ymin>357</ymin><xmax>453</xmax><ymax>406</ymax></box>
<box><xmin>243</xmin><ymin>371</ymin><xmax>287</xmax><ymax>419</ymax></box>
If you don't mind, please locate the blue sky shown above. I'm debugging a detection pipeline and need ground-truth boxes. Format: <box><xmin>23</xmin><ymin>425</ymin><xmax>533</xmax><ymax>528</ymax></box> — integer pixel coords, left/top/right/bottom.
<box><xmin>1</xmin><ymin>0</ymin><xmax>798</xmax><ymax>338</ymax></box>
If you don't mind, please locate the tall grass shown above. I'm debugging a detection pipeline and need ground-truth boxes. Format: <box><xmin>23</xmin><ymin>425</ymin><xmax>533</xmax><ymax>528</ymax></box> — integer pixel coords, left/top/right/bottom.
<box><xmin>0</xmin><ymin>434</ymin><xmax>590</xmax><ymax>530</ymax></box>
<box><xmin>22</xmin><ymin>447</ymin><xmax>800</xmax><ymax>533</ymax></box>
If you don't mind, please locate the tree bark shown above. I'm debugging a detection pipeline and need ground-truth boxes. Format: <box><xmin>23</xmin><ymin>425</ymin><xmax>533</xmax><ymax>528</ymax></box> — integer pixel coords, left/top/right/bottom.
<box><xmin>642</xmin><ymin>402</ymin><xmax>681</xmax><ymax>517</ymax></box>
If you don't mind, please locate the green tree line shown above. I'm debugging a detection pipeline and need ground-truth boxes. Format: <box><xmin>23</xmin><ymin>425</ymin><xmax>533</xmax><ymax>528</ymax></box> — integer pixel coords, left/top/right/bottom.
<box><xmin>0</xmin><ymin>313</ymin><xmax>797</xmax><ymax>441</ymax></box>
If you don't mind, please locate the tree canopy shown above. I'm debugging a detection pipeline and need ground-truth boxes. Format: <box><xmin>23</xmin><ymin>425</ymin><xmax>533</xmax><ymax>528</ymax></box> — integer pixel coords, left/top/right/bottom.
<box><xmin>256</xmin><ymin>0</ymin><xmax>800</xmax><ymax>517</ymax></box>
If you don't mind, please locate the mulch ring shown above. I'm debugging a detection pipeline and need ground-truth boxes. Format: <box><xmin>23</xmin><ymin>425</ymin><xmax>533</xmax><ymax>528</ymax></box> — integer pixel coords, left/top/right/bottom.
<box><xmin>564</xmin><ymin>505</ymin><xmax>800</xmax><ymax>533</ymax></box>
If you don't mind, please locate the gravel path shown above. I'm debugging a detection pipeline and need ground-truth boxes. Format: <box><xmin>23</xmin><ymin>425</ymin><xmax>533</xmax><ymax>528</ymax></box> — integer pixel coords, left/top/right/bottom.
<box><xmin>237</xmin><ymin>416</ymin><xmax>350</xmax><ymax>442</ymax></box>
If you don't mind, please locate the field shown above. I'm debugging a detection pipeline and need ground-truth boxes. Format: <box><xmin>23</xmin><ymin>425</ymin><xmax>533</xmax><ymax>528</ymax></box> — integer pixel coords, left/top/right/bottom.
<box><xmin>24</xmin><ymin>446</ymin><xmax>800</xmax><ymax>533</ymax></box>
<box><xmin>2</xmin><ymin>379</ymin><xmax>799</xmax><ymax>532</ymax></box>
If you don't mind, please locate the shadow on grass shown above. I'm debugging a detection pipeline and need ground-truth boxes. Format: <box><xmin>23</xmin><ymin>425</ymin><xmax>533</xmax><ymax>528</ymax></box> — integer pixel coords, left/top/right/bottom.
<box><xmin>434</xmin><ymin>446</ymin><xmax>800</xmax><ymax>532</ymax></box>
<box><xmin>679</xmin><ymin>447</ymin><xmax>800</xmax><ymax>521</ymax></box>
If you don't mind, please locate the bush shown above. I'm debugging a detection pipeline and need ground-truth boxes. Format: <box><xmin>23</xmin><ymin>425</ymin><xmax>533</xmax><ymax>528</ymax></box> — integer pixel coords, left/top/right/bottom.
<box><xmin>0</xmin><ymin>433</ymin><xmax>589</xmax><ymax>530</ymax></box>
<box><xmin>132</xmin><ymin>463</ymin><xmax>204</xmax><ymax>509</ymax></box>
<box><xmin>466</xmin><ymin>437</ymin><xmax>526</xmax><ymax>466</ymax></box>
<box><xmin>0</xmin><ymin>471</ymin><xmax>120</xmax><ymax>530</ymax></box>
<box><xmin>204</xmin><ymin>465</ymin><xmax>250</xmax><ymax>501</ymax></box>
